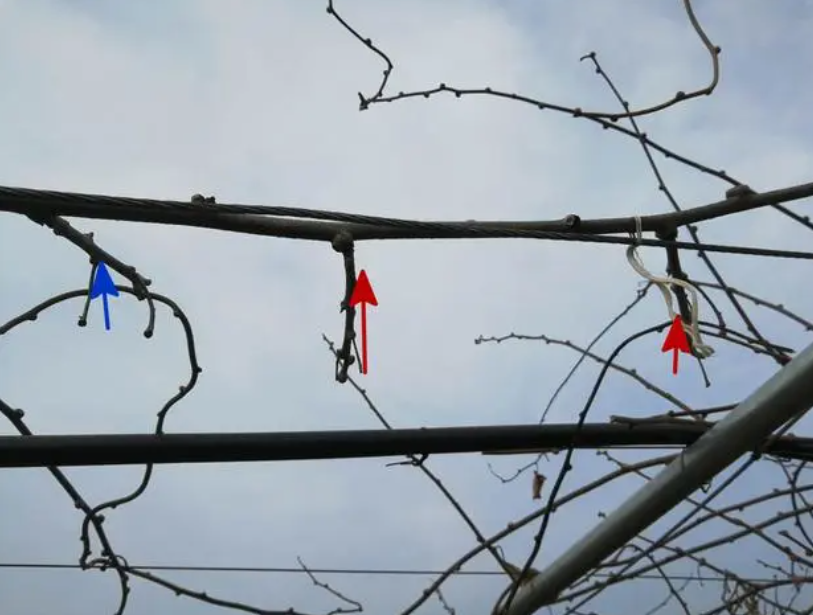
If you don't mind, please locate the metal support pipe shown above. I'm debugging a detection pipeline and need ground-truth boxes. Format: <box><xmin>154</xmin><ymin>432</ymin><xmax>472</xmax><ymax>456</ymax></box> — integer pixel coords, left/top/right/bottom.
<box><xmin>503</xmin><ymin>340</ymin><xmax>813</xmax><ymax>615</ymax></box>
<box><xmin>0</xmin><ymin>422</ymin><xmax>716</xmax><ymax>468</ymax></box>
<box><xmin>0</xmin><ymin>421</ymin><xmax>812</xmax><ymax>469</ymax></box>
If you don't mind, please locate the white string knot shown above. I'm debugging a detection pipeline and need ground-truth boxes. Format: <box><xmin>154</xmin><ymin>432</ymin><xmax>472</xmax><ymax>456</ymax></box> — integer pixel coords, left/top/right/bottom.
<box><xmin>627</xmin><ymin>217</ymin><xmax>714</xmax><ymax>360</ymax></box>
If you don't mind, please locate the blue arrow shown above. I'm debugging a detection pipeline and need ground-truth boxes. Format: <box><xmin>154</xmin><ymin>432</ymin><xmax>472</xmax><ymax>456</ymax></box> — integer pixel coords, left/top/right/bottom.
<box><xmin>90</xmin><ymin>262</ymin><xmax>119</xmax><ymax>331</ymax></box>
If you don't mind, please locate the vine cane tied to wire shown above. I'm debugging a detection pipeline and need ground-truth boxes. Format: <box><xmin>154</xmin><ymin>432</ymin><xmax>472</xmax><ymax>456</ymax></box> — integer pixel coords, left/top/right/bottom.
<box><xmin>627</xmin><ymin>216</ymin><xmax>714</xmax><ymax>360</ymax></box>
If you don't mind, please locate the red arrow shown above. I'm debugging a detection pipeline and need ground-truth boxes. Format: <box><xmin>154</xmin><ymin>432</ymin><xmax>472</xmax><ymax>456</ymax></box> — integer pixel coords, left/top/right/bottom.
<box><xmin>661</xmin><ymin>315</ymin><xmax>691</xmax><ymax>375</ymax></box>
<box><xmin>349</xmin><ymin>269</ymin><xmax>378</xmax><ymax>375</ymax></box>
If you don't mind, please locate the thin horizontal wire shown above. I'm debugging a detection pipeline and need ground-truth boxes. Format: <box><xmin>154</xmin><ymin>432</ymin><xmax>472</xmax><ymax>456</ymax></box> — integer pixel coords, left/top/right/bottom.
<box><xmin>0</xmin><ymin>562</ymin><xmax>774</xmax><ymax>583</ymax></box>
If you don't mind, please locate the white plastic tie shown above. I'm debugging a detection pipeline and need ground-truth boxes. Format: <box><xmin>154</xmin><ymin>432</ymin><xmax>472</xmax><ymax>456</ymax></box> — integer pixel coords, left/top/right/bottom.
<box><xmin>626</xmin><ymin>217</ymin><xmax>714</xmax><ymax>359</ymax></box>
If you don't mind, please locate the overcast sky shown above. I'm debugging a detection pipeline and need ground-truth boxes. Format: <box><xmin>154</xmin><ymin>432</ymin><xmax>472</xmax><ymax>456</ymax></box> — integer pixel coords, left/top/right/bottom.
<box><xmin>1</xmin><ymin>1</ymin><xmax>813</xmax><ymax>614</ymax></box>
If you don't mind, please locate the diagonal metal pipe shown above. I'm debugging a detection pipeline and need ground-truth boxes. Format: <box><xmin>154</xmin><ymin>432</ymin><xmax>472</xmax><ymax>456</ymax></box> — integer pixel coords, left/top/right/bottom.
<box><xmin>503</xmin><ymin>339</ymin><xmax>813</xmax><ymax>615</ymax></box>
